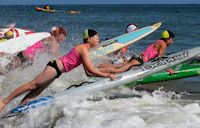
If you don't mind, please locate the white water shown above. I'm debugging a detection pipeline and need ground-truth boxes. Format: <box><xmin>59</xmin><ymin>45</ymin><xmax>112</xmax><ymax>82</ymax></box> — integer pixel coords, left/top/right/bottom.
<box><xmin>1</xmin><ymin>89</ymin><xmax>200</xmax><ymax>128</ymax></box>
<box><xmin>0</xmin><ymin>53</ymin><xmax>200</xmax><ymax>128</ymax></box>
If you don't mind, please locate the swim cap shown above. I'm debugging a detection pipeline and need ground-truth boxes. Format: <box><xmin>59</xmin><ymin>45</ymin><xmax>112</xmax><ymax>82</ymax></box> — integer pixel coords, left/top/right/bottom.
<box><xmin>161</xmin><ymin>30</ymin><xmax>175</xmax><ymax>39</ymax></box>
<box><xmin>5</xmin><ymin>30</ymin><xmax>14</xmax><ymax>37</ymax></box>
<box><xmin>51</xmin><ymin>26</ymin><xmax>57</xmax><ymax>32</ymax></box>
<box><xmin>83</xmin><ymin>29</ymin><xmax>98</xmax><ymax>39</ymax></box>
<box><xmin>83</xmin><ymin>29</ymin><xmax>89</xmax><ymax>39</ymax></box>
<box><xmin>125</xmin><ymin>24</ymin><xmax>138</xmax><ymax>33</ymax></box>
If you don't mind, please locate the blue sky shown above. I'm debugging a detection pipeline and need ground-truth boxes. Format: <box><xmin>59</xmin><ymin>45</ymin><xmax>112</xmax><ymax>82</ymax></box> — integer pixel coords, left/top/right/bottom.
<box><xmin>0</xmin><ymin>0</ymin><xmax>199</xmax><ymax>5</ymax></box>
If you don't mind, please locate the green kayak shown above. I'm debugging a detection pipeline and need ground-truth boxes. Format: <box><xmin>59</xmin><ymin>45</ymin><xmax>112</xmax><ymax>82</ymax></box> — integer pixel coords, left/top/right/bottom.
<box><xmin>125</xmin><ymin>60</ymin><xmax>200</xmax><ymax>88</ymax></box>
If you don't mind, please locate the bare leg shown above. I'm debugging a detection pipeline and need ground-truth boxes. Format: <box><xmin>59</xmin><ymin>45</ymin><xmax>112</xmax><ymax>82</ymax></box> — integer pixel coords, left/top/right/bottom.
<box><xmin>19</xmin><ymin>77</ymin><xmax>55</xmax><ymax>105</ymax></box>
<box><xmin>0</xmin><ymin>62</ymin><xmax>61</xmax><ymax>112</ymax></box>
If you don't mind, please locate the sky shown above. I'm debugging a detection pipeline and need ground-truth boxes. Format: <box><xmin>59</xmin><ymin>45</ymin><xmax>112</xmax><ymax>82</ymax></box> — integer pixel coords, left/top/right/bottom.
<box><xmin>0</xmin><ymin>0</ymin><xmax>199</xmax><ymax>5</ymax></box>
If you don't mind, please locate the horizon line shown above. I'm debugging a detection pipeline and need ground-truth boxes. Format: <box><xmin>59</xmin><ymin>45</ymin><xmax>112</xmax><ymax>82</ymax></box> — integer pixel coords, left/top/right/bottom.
<box><xmin>0</xmin><ymin>3</ymin><xmax>200</xmax><ymax>5</ymax></box>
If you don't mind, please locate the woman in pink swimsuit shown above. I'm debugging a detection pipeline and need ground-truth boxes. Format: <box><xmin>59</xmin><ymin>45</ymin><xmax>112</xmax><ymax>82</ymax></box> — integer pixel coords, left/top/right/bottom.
<box><xmin>0</xmin><ymin>29</ymin><xmax>116</xmax><ymax>112</ymax></box>
<box><xmin>6</xmin><ymin>26</ymin><xmax>67</xmax><ymax>71</ymax></box>
<box><xmin>98</xmin><ymin>30</ymin><xmax>175</xmax><ymax>74</ymax></box>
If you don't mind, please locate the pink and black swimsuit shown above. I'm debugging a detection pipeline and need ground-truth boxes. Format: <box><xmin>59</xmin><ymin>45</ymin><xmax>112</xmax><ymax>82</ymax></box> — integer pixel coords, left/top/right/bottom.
<box><xmin>142</xmin><ymin>40</ymin><xmax>164</xmax><ymax>62</ymax></box>
<box><xmin>60</xmin><ymin>48</ymin><xmax>82</xmax><ymax>72</ymax></box>
<box><xmin>47</xmin><ymin>47</ymin><xmax>83</xmax><ymax>78</ymax></box>
<box><xmin>17</xmin><ymin>40</ymin><xmax>46</xmax><ymax>63</ymax></box>
<box><xmin>129</xmin><ymin>39</ymin><xmax>164</xmax><ymax>65</ymax></box>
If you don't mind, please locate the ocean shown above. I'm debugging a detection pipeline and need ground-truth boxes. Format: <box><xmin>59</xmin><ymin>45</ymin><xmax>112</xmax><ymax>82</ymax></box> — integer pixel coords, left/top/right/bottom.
<box><xmin>0</xmin><ymin>4</ymin><xmax>200</xmax><ymax>128</ymax></box>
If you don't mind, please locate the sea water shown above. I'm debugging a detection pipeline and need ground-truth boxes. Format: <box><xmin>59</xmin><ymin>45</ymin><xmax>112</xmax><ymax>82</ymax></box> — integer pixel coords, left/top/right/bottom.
<box><xmin>0</xmin><ymin>4</ymin><xmax>200</xmax><ymax>128</ymax></box>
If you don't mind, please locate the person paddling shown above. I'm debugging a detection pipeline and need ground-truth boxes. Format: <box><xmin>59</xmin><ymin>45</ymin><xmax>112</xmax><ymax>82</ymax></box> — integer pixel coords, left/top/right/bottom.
<box><xmin>0</xmin><ymin>29</ymin><xmax>115</xmax><ymax>112</ymax></box>
<box><xmin>1</xmin><ymin>26</ymin><xmax>67</xmax><ymax>73</ymax></box>
<box><xmin>98</xmin><ymin>30</ymin><xmax>176</xmax><ymax>74</ymax></box>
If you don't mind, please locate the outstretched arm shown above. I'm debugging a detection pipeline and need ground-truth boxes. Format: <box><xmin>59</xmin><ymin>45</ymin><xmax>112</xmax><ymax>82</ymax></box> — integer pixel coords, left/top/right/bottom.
<box><xmin>155</xmin><ymin>42</ymin><xmax>167</xmax><ymax>57</ymax></box>
<box><xmin>80</xmin><ymin>46</ymin><xmax>115</xmax><ymax>79</ymax></box>
<box><xmin>155</xmin><ymin>42</ymin><xmax>175</xmax><ymax>74</ymax></box>
<box><xmin>99</xmin><ymin>59</ymin><xmax>140</xmax><ymax>74</ymax></box>
<box><xmin>98</xmin><ymin>62</ymin><xmax>125</xmax><ymax>68</ymax></box>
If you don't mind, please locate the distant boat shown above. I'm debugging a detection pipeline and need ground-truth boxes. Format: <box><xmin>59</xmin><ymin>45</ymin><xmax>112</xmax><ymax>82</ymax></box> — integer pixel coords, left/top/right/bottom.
<box><xmin>35</xmin><ymin>6</ymin><xmax>56</xmax><ymax>13</ymax></box>
<box><xmin>66</xmin><ymin>10</ymin><xmax>81</xmax><ymax>15</ymax></box>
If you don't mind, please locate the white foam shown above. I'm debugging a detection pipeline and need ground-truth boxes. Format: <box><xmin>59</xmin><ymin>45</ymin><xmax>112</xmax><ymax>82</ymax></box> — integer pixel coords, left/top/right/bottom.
<box><xmin>183</xmin><ymin>103</ymin><xmax>200</xmax><ymax>114</ymax></box>
<box><xmin>1</xmin><ymin>90</ymin><xmax>200</xmax><ymax>128</ymax></box>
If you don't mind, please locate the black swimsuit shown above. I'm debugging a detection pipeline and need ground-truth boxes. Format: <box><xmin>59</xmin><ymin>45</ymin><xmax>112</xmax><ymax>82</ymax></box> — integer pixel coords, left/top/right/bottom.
<box><xmin>47</xmin><ymin>60</ymin><xmax>62</xmax><ymax>78</ymax></box>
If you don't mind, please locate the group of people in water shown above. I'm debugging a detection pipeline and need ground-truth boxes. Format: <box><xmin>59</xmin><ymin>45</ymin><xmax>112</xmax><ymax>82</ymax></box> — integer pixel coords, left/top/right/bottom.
<box><xmin>0</xmin><ymin>23</ymin><xmax>175</xmax><ymax>112</ymax></box>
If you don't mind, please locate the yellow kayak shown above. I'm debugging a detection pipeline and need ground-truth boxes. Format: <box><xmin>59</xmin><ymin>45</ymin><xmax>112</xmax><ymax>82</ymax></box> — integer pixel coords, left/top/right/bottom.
<box><xmin>35</xmin><ymin>7</ymin><xmax>56</xmax><ymax>13</ymax></box>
